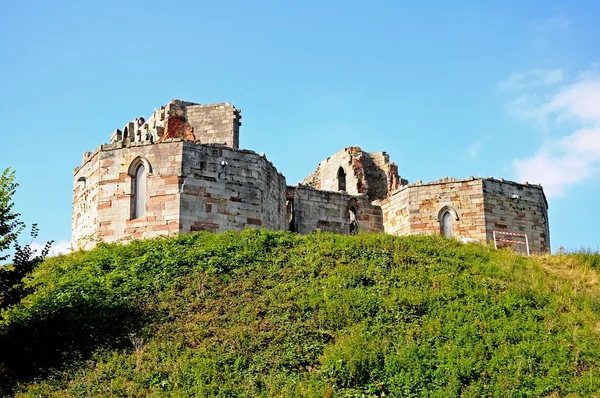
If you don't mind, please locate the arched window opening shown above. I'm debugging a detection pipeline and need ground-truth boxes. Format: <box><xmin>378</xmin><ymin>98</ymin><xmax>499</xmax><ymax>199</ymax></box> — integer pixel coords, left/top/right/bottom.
<box><xmin>337</xmin><ymin>167</ymin><xmax>346</xmax><ymax>191</ymax></box>
<box><xmin>349</xmin><ymin>205</ymin><xmax>359</xmax><ymax>235</ymax></box>
<box><xmin>133</xmin><ymin>163</ymin><xmax>146</xmax><ymax>219</ymax></box>
<box><xmin>441</xmin><ymin>211</ymin><xmax>454</xmax><ymax>238</ymax></box>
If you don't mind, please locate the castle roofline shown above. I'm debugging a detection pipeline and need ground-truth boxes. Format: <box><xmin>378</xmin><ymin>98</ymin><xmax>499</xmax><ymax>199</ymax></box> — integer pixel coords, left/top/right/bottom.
<box><xmin>388</xmin><ymin>176</ymin><xmax>548</xmax><ymax>208</ymax></box>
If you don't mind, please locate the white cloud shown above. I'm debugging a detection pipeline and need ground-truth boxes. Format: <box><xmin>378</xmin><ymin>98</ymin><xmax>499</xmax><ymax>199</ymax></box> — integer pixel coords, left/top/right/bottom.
<box><xmin>509</xmin><ymin>70</ymin><xmax>600</xmax><ymax>197</ymax></box>
<box><xmin>543</xmin><ymin>79</ymin><xmax>600</xmax><ymax>122</ymax></box>
<box><xmin>0</xmin><ymin>240</ymin><xmax>71</xmax><ymax>265</ymax></box>
<box><xmin>29</xmin><ymin>240</ymin><xmax>72</xmax><ymax>257</ymax></box>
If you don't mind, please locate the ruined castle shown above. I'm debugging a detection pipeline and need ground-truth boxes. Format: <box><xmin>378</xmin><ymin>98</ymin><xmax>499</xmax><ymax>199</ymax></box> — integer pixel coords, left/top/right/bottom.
<box><xmin>72</xmin><ymin>100</ymin><xmax>550</xmax><ymax>253</ymax></box>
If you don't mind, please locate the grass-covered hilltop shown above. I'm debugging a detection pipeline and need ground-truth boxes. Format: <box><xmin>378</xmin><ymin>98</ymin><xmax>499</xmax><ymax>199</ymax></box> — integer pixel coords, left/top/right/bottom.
<box><xmin>1</xmin><ymin>230</ymin><xmax>599</xmax><ymax>397</ymax></box>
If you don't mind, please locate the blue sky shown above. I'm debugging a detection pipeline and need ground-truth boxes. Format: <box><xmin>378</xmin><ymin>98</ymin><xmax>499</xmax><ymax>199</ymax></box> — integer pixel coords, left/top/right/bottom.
<box><xmin>1</xmin><ymin>1</ymin><xmax>599</xmax><ymax>254</ymax></box>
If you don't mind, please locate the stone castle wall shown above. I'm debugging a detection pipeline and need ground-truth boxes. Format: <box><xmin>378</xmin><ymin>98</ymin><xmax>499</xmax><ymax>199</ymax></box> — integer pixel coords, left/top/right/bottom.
<box><xmin>179</xmin><ymin>142</ymin><xmax>287</xmax><ymax>234</ymax></box>
<box><xmin>378</xmin><ymin>177</ymin><xmax>549</xmax><ymax>253</ymax></box>
<box><xmin>183</xmin><ymin>103</ymin><xmax>241</xmax><ymax>149</ymax></box>
<box><xmin>72</xmin><ymin>140</ymin><xmax>184</xmax><ymax>250</ymax></box>
<box><xmin>377</xmin><ymin>188</ymin><xmax>411</xmax><ymax>236</ymax></box>
<box><xmin>72</xmin><ymin>151</ymin><xmax>101</xmax><ymax>247</ymax></box>
<box><xmin>287</xmin><ymin>186</ymin><xmax>383</xmax><ymax>235</ymax></box>
<box><xmin>73</xmin><ymin>139</ymin><xmax>287</xmax><ymax>250</ymax></box>
<box><xmin>483</xmin><ymin>179</ymin><xmax>550</xmax><ymax>253</ymax></box>
<box><xmin>407</xmin><ymin>179</ymin><xmax>487</xmax><ymax>240</ymax></box>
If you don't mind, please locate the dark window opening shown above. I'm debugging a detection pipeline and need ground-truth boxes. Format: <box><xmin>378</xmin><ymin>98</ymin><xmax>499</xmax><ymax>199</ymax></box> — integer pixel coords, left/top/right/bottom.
<box><xmin>287</xmin><ymin>199</ymin><xmax>296</xmax><ymax>232</ymax></box>
<box><xmin>349</xmin><ymin>205</ymin><xmax>358</xmax><ymax>234</ymax></box>
<box><xmin>337</xmin><ymin>167</ymin><xmax>346</xmax><ymax>191</ymax></box>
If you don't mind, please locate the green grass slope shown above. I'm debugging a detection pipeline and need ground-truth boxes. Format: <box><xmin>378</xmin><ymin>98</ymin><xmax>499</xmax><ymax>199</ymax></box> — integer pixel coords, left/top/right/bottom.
<box><xmin>1</xmin><ymin>230</ymin><xmax>599</xmax><ymax>397</ymax></box>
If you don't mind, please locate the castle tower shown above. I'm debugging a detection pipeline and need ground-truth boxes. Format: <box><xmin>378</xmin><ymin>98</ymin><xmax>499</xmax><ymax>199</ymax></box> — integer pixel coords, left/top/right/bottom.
<box><xmin>72</xmin><ymin>100</ymin><xmax>286</xmax><ymax>250</ymax></box>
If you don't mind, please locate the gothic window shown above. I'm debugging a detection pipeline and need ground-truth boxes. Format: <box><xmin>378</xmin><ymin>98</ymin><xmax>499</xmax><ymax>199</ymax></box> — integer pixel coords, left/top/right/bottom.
<box><xmin>441</xmin><ymin>211</ymin><xmax>454</xmax><ymax>238</ymax></box>
<box><xmin>337</xmin><ymin>167</ymin><xmax>346</xmax><ymax>191</ymax></box>
<box><xmin>133</xmin><ymin>164</ymin><xmax>146</xmax><ymax>219</ymax></box>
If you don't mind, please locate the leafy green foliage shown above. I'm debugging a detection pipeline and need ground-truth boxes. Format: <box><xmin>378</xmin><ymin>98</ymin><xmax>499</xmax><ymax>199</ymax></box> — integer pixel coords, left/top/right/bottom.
<box><xmin>0</xmin><ymin>168</ymin><xmax>23</xmax><ymax>262</ymax></box>
<box><xmin>1</xmin><ymin>230</ymin><xmax>599</xmax><ymax>397</ymax></box>
<box><xmin>0</xmin><ymin>168</ymin><xmax>53</xmax><ymax>311</ymax></box>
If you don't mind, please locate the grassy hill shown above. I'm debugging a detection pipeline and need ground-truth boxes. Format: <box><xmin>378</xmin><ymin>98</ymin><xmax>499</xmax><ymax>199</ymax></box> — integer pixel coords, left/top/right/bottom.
<box><xmin>1</xmin><ymin>230</ymin><xmax>599</xmax><ymax>397</ymax></box>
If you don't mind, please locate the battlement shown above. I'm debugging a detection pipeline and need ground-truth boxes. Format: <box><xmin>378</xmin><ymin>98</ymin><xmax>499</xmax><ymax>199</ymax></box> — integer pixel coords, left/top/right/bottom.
<box><xmin>109</xmin><ymin>100</ymin><xmax>241</xmax><ymax>149</ymax></box>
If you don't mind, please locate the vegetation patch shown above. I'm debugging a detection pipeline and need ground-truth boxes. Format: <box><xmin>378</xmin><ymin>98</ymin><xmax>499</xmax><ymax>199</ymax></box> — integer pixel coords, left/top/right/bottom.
<box><xmin>1</xmin><ymin>230</ymin><xmax>599</xmax><ymax>397</ymax></box>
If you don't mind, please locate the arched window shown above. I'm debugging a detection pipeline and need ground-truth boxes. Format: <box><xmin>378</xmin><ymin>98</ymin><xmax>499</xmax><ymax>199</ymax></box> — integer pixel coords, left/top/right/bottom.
<box><xmin>441</xmin><ymin>211</ymin><xmax>454</xmax><ymax>237</ymax></box>
<box><xmin>133</xmin><ymin>164</ymin><xmax>146</xmax><ymax>219</ymax></box>
<box><xmin>337</xmin><ymin>167</ymin><xmax>346</xmax><ymax>191</ymax></box>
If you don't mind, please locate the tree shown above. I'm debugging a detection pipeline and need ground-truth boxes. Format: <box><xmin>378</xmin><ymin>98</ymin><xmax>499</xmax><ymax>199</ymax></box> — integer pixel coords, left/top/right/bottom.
<box><xmin>0</xmin><ymin>169</ymin><xmax>24</xmax><ymax>262</ymax></box>
<box><xmin>0</xmin><ymin>168</ymin><xmax>52</xmax><ymax>308</ymax></box>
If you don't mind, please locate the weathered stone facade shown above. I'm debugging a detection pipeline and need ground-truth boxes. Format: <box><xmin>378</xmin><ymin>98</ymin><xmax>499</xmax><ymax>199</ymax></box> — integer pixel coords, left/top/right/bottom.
<box><xmin>72</xmin><ymin>100</ymin><xmax>550</xmax><ymax>253</ymax></box>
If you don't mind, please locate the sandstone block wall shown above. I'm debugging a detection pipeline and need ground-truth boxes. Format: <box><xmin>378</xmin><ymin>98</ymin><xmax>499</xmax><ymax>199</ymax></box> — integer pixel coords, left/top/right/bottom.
<box><xmin>288</xmin><ymin>185</ymin><xmax>383</xmax><ymax>235</ymax></box>
<box><xmin>483</xmin><ymin>179</ymin><xmax>550</xmax><ymax>253</ymax></box>
<box><xmin>405</xmin><ymin>178</ymin><xmax>487</xmax><ymax>240</ymax></box>
<box><xmin>379</xmin><ymin>188</ymin><xmax>411</xmax><ymax>236</ymax></box>
<box><xmin>381</xmin><ymin>178</ymin><xmax>489</xmax><ymax>241</ymax></box>
<box><xmin>72</xmin><ymin>140</ymin><xmax>184</xmax><ymax>250</ymax></box>
<box><xmin>179</xmin><ymin>143</ymin><xmax>287</xmax><ymax>233</ymax></box>
<box><xmin>184</xmin><ymin>103</ymin><xmax>240</xmax><ymax>149</ymax></box>
<box><xmin>72</xmin><ymin>151</ymin><xmax>101</xmax><ymax>247</ymax></box>
<box><xmin>379</xmin><ymin>178</ymin><xmax>550</xmax><ymax>252</ymax></box>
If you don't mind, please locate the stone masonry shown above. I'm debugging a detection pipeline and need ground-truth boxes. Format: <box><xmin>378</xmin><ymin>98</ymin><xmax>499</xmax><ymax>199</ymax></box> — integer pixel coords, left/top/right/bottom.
<box><xmin>72</xmin><ymin>100</ymin><xmax>550</xmax><ymax>253</ymax></box>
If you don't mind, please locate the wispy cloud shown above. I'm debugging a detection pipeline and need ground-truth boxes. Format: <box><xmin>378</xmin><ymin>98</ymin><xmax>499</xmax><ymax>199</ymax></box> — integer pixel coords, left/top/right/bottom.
<box><xmin>466</xmin><ymin>135</ymin><xmax>490</xmax><ymax>158</ymax></box>
<box><xmin>507</xmin><ymin>68</ymin><xmax>600</xmax><ymax>197</ymax></box>
<box><xmin>500</xmin><ymin>69</ymin><xmax>564</xmax><ymax>91</ymax></box>
<box><xmin>530</xmin><ymin>15</ymin><xmax>570</xmax><ymax>32</ymax></box>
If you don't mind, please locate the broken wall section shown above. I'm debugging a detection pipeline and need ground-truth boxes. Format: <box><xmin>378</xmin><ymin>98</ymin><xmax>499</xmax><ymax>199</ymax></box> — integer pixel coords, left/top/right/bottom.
<box><xmin>301</xmin><ymin>147</ymin><xmax>403</xmax><ymax>200</ymax></box>
<box><xmin>109</xmin><ymin>100</ymin><xmax>241</xmax><ymax>149</ymax></box>
<box><xmin>363</xmin><ymin>151</ymin><xmax>402</xmax><ymax>199</ymax></box>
